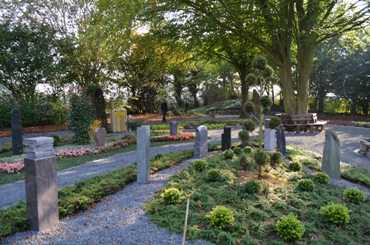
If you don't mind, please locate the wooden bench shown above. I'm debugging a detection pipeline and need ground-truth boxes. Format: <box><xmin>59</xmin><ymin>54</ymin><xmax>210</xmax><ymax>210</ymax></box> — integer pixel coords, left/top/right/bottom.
<box><xmin>276</xmin><ymin>113</ymin><xmax>326</xmax><ymax>134</ymax></box>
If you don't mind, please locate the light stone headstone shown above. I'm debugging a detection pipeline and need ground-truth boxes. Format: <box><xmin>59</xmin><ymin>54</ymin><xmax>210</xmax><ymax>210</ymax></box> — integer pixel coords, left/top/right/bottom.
<box><xmin>170</xmin><ymin>121</ymin><xmax>178</xmax><ymax>136</ymax></box>
<box><xmin>276</xmin><ymin>125</ymin><xmax>286</xmax><ymax>156</ymax></box>
<box><xmin>137</xmin><ymin>125</ymin><xmax>150</xmax><ymax>184</ymax></box>
<box><xmin>322</xmin><ymin>130</ymin><xmax>341</xmax><ymax>180</ymax></box>
<box><xmin>194</xmin><ymin>125</ymin><xmax>208</xmax><ymax>158</ymax></box>
<box><xmin>11</xmin><ymin>108</ymin><xmax>23</xmax><ymax>155</ymax></box>
<box><xmin>24</xmin><ymin>137</ymin><xmax>59</xmax><ymax>231</ymax></box>
<box><xmin>94</xmin><ymin>127</ymin><xmax>106</xmax><ymax>147</ymax></box>
<box><xmin>263</xmin><ymin>128</ymin><xmax>276</xmax><ymax>151</ymax></box>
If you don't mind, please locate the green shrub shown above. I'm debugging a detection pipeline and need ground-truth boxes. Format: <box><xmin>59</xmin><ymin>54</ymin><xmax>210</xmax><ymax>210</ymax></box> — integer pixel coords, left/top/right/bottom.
<box><xmin>244</xmin><ymin>147</ymin><xmax>252</xmax><ymax>154</ymax></box>
<box><xmin>154</xmin><ymin>154</ymin><xmax>163</xmax><ymax>160</ymax></box>
<box><xmin>243</xmin><ymin>119</ymin><xmax>255</xmax><ymax>132</ymax></box>
<box><xmin>121</xmin><ymin>134</ymin><xmax>136</xmax><ymax>140</ymax></box>
<box><xmin>254</xmin><ymin>150</ymin><xmax>270</xmax><ymax>166</ymax></box>
<box><xmin>320</xmin><ymin>202</ymin><xmax>350</xmax><ymax>225</ymax></box>
<box><xmin>50</xmin><ymin>134</ymin><xmax>61</xmax><ymax>147</ymax></box>
<box><xmin>297</xmin><ymin>179</ymin><xmax>315</xmax><ymax>192</ymax></box>
<box><xmin>243</xmin><ymin>101</ymin><xmax>255</xmax><ymax>114</ymax></box>
<box><xmin>268</xmin><ymin>117</ymin><xmax>281</xmax><ymax>129</ymax></box>
<box><xmin>343</xmin><ymin>188</ymin><xmax>365</xmax><ymax>204</ymax></box>
<box><xmin>275</xmin><ymin>213</ymin><xmax>305</xmax><ymax>241</ymax></box>
<box><xmin>125</xmin><ymin>120</ymin><xmax>144</xmax><ymax>131</ymax></box>
<box><xmin>223</xmin><ymin>149</ymin><xmax>234</xmax><ymax>159</ymax></box>
<box><xmin>163</xmin><ymin>188</ymin><xmax>181</xmax><ymax>205</ymax></box>
<box><xmin>206</xmin><ymin>206</ymin><xmax>234</xmax><ymax>229</ymax></box>
<box><xmin>244</xmin><ymin>179</ymin><xmax>262</xmax><ymax>195</ymax></box>
<box><xmin>86</xmin><ymin>85</ymin><xmax>108</xmax><ymax>129</ymax></box>
<box><xmin>0</xmin><ymin>201</ymin><xmax>29</xmax><ymax>237</ymax></box>
<box><xmin>206</xmin><ymin>169</ymin><xmax>224</xmax><ymax>182</ymax></box>
<box><xmin>260</xmin><ymin>96</ymin><xmax>272</xmax><ymax>109</ymax></box>
<box><xmin>233</xmin><ymin>147</ymin><xmax>243</xmax><ymax>156</ymax></box>
<box><xmin>314</xmin><ymin>172</ymin><xmax>330</xmax><ymax>184</ymax></box>
<box><xmin>238</xmin><ymin>130</ymin><xmax>250</xmax><ymax>143</ymax></box>
<box><xmin>239</xmin><ymin>154</ymin><xmax>250</xmax><ymax>170</ymax></box>
<box><xmin>270</xmin><ymin>152</ymin><xmax>283</xmax><ymax>168</ymax></box>
<box><xmin>67</xmin><ymin>92</ymin><xmax>94</xmax><ymax>145</ymax></box>
<box><xmin>253</xmin><ymin>55</ymin><xmax>267</xmax><ymax>70</ymax></box>
<box><xmin>192</xmin><ymin>160</ymin><xmax>208</xmax><ymax>172</ymax></box>
<box><xmin>288</xmin><ymin>162</ymin><xmax>302</xmax><ymax>172</ymax></box>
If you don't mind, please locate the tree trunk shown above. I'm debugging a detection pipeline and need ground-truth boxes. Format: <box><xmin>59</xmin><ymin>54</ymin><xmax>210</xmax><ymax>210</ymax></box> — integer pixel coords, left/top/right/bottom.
<box><xmin>279</xmin><ymin>62</ymin><xmax>297</xmax><ymax>115</ymax></box>
<box><xmin>239</xmin><ymin>68</ymin><xmax>249</xmax><ymax>118</ymax></box>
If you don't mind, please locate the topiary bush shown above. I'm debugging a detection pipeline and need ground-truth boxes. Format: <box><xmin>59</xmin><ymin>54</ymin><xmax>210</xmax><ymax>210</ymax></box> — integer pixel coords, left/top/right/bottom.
<box><xmin>238</xmin><ymin>130</ymin><xmax>250</xmax><ymax>143</ymax></box>
<box><xmin>320</xmin><ymin>202</ymin><xmax>351</xmax><ymax>225</ymax></box>
<box><xmin>163</xmin><ymin>188</ymin><xmax>181</xmax><ymax>205</ymax></box>
<box><xmin>314</xmin><ymin>172</ymin><xmax>330</xmax><ymax>184</ymax></box>
<box><xmin>260</xmin><ymin>96</ymin><xmax>272</xmax><ymax>109</ymax></box>
<box><xmin>239</xmin><ymin>154</ymin><xmax>250</xmax><ymax>170</ymax></box>
<box><xmin>275</xmin><ymin>213</ymin><xmax>305</xmax><ymax>241</ymax></box>
<box><xmin>253</xmin><ymin>150</ymin><xmax>270</xmax><ymax>166</ymax></box>
<box><xmin>243</xmin><ymin>101</ymin><xmax>255</xmax><ymax>114</ymax></box>
<box><xmin>244</xmin><ymin>147</ymin><xmax>252</xmax><ymax>154</ymax></box>
<box><xmin>223</xmin><ymin>149</ymin><xmax>234</xmax><ymax>159</ymax></box>
<box><xmin>253</xmin><ymin>55</ymin><xmax>267</xmax><ymax>70</ymax></box>
<box><xmin>206</xmin><ymin>169</ymin><xmax>224</xmax><ymax>182</ymax></box>
<box><xmin>343</xmin><ymin>188</ymin><xmax>365</xmax><ymax>204</ymax></box>
<box><xmin>192</xmin><ymin>160</ymin><xmax>208</xmax><ymax>172</ymax></box>
<box><xmin>270</xmin><ymin>152</ymin><xmax>283</xmax><ymax>168</ymax></box>
<box><xmin>243</xmin><ymin>119</ymin><xmax>256</xmax><ymax>132</ymax></box>
<box><xmin>244</xmin><ymin>179</ymin><xmax>262</xmax><ymax>195</ymax></box>
<box><xmin>297</xmin><ymin>179</ymin><xmax>315</xmax><ymax>192</ymax></box>
<box><xmin>268</xmin><ymin>117</ymin><xmax>281</xmax><ymax>129</ymax></box>
<box><xmin>288</xmin><ymin>162</ymin><xmax>302</xmax><ymax>172</ymax></box>
<box><xmin>206</xmin><ymin>206</ymin><xmax>234</xmax><ymax>229</ymax></box>
<box><xmin>233</xmin><ymin>147</ymin><xmax>243</xmax><ymax>156</ymax></box>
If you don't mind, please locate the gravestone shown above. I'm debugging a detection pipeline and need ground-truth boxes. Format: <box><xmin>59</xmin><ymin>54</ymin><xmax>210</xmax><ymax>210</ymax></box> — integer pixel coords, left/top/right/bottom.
<box><xmin>194</xmin><ymin>125</ymin><xmax>208</xmax><ymax>158</ymax></box>
<box><xmin>264</xmin><ymin>128</ymin><xmax>276</xmax><ymax>151</ymax></box>
<box><xmin>24</xmin><ymin>137</ymin><xmax>59</xmax><ymax>231</ymax></box>
<box><xmin>170</xmin><ymin>121</ymin><xmax>178</xmax><ymax>136</ymax></box>
<box><xmin>322</xmin><ymin>130</ymin><xmax>341</xmax><ymax>180</ymax></box>
<box><xmin>137</xmin><ymin>125</ymin><xmax>150</xmax><ymax>184</ymax></box>
<box><xmin>94</xmin><ymin>127</ymin><xmax>106</xmax><ymax>147</ymax></box>
<box><xmin>221</xmin><ymin>127</ymin><xmax>231</xmax><ymax>151</ymax></box>
<box><xmin>11</xmin><ymin>108</ymin><xmax>23</xmax><ymax>155</ymax></box>
<box><xmin>276</xmin><ymin>125</ymin><xmax>286</xmax><ymax>156</ymax></box>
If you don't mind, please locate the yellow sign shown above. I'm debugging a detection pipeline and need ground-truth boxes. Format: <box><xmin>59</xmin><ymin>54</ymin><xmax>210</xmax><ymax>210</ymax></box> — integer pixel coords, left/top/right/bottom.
<box><xmin>114</xmin><ymin>112</ymin><xmax>125</xmax><ymax>116</ymax></box>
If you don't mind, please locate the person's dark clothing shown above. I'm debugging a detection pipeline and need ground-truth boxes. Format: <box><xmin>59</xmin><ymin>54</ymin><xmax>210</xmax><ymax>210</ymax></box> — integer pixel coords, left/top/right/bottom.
<box><xmin>161</xmin><ymin>102</ymin><xmax>168</xmax><ymax>123</ymax></box>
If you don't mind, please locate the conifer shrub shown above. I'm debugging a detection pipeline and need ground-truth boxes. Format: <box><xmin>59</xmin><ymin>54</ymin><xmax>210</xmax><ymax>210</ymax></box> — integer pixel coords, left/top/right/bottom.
<box><xmin>239</xmin><ymin>154</ymin><xmax>250</xmax><ymax>170</ymax></box>
<box><xmin>320</xmin><ymin>202</ymin><xmax>350</xmax><ymax>225</ymax></box>
<box><xmin>244</xmin><ymin>179</ymin><xmax>262</xmax><ymax>195</ymax></box>
<box><xmin>268</xmin><ymin>117</ymin><xmax>281</xmax><ymax>129</ymax></box>
<box><xmin>297</xmin><ymin>179</ymin><xmax>315</xmax><ymax>192</ymax></box>
<box><xmin>206</xmin><ymin>169</ymin><xmax>224</xmax><ymax>182</ymax></box>
<box><xmin>243</xmin><ymin>119</ymin><xmax>256</xmax><ymax>132</ymax></box>
<box><xmin>270</xmin><ymin>152</ymin><xmax>283</xmax><ymax>168</ymax></box>
<box><xmin>192</xmin><ymin>160</ymin><xmax>208</xmax><ymax>172</ymax></box>
<box><xmin>233</xmin><ymin>147</ymin><xmax>243</xmax><ymax>156</ymax></box>
<box><xmin>275</xmin><ymin>213</ymin><xmax>305</xmax><ymax>241</ymax></box>
<box><xmin>314</xmin><ymin>172</ymin><xmax>330</xmax><ymax>184</ymax></box>
<box><xmin>243</xmin><ymin>101</ymin><xmax>255</xmax><ymax>114</ymax></box>
<box><xmin>50</xmin><ymin>134</ymin><xmax>61</xmax><ymax>147</ymax></box>
<box><xmin>238</xmin><ymin>130</ymin><xmax>250</xmax><ymax>143</ymax></box>
<box><xmin>260</xmin><ymin>96</ymin><xmax>272</xmax><ymax>109</ymax></box>
<box><xmin>244</xmin><ymin>146</ymin><xmax>252</xmax><ymax>154</ymax></box>
<box><xmin>288</xmin><ymin>162</ymin><xmax>302</xmax><ymax>172</ymax></box>
<box><xmin>343</xmin><ymin>188</ymin><xmax>365</xmax><ymax>204</ymax></box>
<box><xmin>206</xmin><ymin>206</ymin><xmax>234</xmax><ymax>229</ymax></box>
<box><xmin>223</xmin><ymin>149</ymin><xmax>234</xmax><ymax>159</ymax></box>
<box><xmin>254</xmin><ymin>150</ymin><xmax>270</xmax><ymax>166</ymax></box>
<box><xmin>163</xmin><ymin>188</ymin><xmax>181</xmax><ymax>205</ymax></box>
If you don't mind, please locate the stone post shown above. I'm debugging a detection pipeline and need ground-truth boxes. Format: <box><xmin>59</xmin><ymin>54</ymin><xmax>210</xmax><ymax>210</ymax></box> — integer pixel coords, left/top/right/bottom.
<box><xmin>11</xmin><ymin>108</ymin><xmax>23</xmax><ymax>155</ymax></box>
<box><xmin>170</xmin><ymin>121</ymin><xmax>178</xmax><ymax>136</ymax></box>
<box><xmin>322</xmin><ymin>130</ymin><xmax>341</xmax><ymax>180</ymax></box>
<box><xmin>276</xmin><ymin>125</ymin><xmax>286</xmax><ymax>156</ymax></box>
<box><xmin>24</xmin><ymin>137</ymin><xmax>59</xmax><ymax>231</ymax></box>
<box><xmin>221</xmin><ymin>127</ymin><xmax>231</xmax><ymax>151</ymax></box>
<box><xmin>94</xmin><ymin>127</ymin><xmax>107</xmax><ymax>147</ymax></box>
<box><xmin>194</xmin><ymin>125</ymin><xmax>208</xmax><ymax>158</ymax></box>
<box><xmin>263</xmin><ymin>119</ymin><xmax>275</xmax><ymax>151</ymax></box>
<box><xmin>137</xmin><ymin>125</ymin><xmax>150</xmax><ymax>184</ymax></box>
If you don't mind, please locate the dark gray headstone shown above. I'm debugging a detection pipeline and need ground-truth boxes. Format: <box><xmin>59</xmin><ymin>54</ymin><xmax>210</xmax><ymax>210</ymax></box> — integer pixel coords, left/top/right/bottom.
<box><xmin>252</xmin><ymin>89</ymin><xmax>260</xmax><ymax>111</ymax></box>
<box><xmin>170</xmin><ymin>121</ymin><xmax>178</xmax><ymax>136</ymax></box>
<box><xmin>137</xmin><ymin>125</ymin><xmax>150</xmax><ymax>184</ymax></box>
<box><xmin>94</xmin><ymin>127</ymin><xmax>107</xmax><ymax>147</ymax></box>
<box><xmin>24</xmin><ymin>137</ymin><xmax>58</xmax><ymax>231</ymax></box>
<box><xmin>276</xmin><ymin>125</ymin><xmax>286</xmax><ymax>156</ymax></box>
<box><xmin>222</xmin><ymin>127</ymin><xmax>231</xmax><ymax>151</ymax></box>
<box><xmin>194</xmin><ymin>125</ymin><xmax>208</xmax><ymax>158</ymax></box>
<box><xmin>11</xmin><ymin>108</ymin><xmax>23</xmax><ymax>155</ymax></box>
<box><xmin>322</xmin><ymin>130</ymin><xmax>341</xmax><ymax>180</ymax></box>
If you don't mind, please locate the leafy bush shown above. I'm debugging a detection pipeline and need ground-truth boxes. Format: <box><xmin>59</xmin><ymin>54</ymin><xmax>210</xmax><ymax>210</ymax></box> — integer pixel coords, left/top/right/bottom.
<box><xmin>233</xmin><ymin>147</ymin><xmax>243</xmax><ymax>156</ymax></box>
<box><xmin>163</xmin><ymin>188</ymin><xmax>181</xmax><ymax>205</ymax></box>
<box><xmin>254</xmin><ymin>150</ymin><xmax>270</xmax><ymax>166</ymax></box>
<box><xmin>192</xmin><ymin>160</ymin><xmax>208</xmax><ymax>172</ymax></box>
<box><xmin>126</xmin><ymin>120</ymin><xmax>144</xmax><ymax>131</ymax></box>
<box><xmin>206</xmin><ymin>206</ymin><xmax>234</xmax><ymax>229</ymax></box>
<box><xmin>253</xmin><ymin>55</ymin><xmax>267</xmax><ymax>70</ymax></box>
<box><xmin>239</xmin><ymin>154</ymin><xmax>250</xmax><ymax>170</ymax></box>
<box><xmin>243</xmin><ymin>101</ymin><xmax>255</xmax><ymax>114</ymax></box>
<box><xmin>244</xmin><ymin>147</ymin><xmax>252</xmax><ymax>154</ymax></box>
<box><xmin>86</xmin><ymin>85</ymin><xmax>108</xmax><ymax>129</ymax></box>
<box><xmin>223</xmin><ymin>149</ymin><xmax>234</xmax><ymax>159</ymax></box>
<box><xmin>343</xmin><ymin>188</ymin><xmax>365</xmax><ymax>204</ymax></box>
<box><xmin>243</xmin><ymin>119</ymin><xmax>255</xmax><ymax>132</ymax></box>
<box><xmin>260</xmin><ymin>96</ymin><xmax>272</xmax><ymax>109</ymax></box>
<box><xmin>268</xmin><ymin>117</ymin><xmax>281</xmax><ymax>129</ymax></box>
<box><xmin>270</xmin><ymin>152</ymin><xmax>283</xmax><ymax>168</ymax></box>
<box><xmin>244</xmin><ymin>179</ymin><xmax>262</xmax><ymax>195</ymax></box>
<box><xmin>50</xmin><ymin>134</ymin><xmax>61</xmax><ymax>147</ymax></box>
<box><xmin>297</xmin><ymin>179</ymin><xmax>315</xmax><ymax>192</ymax></box>
<box><xmin>206</xmin><ymin>169</ymin><xmax>224</xmax><ymax>182</ymax></box>
<box><xmin>314</xmin><ymin>172</ymin><xmax>330</xmax><ymax>184</ymax></box>
<box><xmin>0</xmin><ymin>201</ymin><xmax>29</xmax><ymax>237</ymax></box>
<box><xmin>154</xmin><ymin>154</ymin><xmax>163</xmax><ymax>160</ymax></box>
<box><xmin>275</xmin><ymin>213</ymin><xmax>305</xmax><ymax>241</ymax></box>
<box><xmin>238</xmin><ymin>130</ymin><xmax>250</xmax><ymax>143</ymax></box>
<box><xmin>288</xmin><ymin>162</ymin><xmax>302</xmax><ymax>172</ymax></box>
<box><xmin>320</xmin><ymin>202</ymin><xmax>351</xmax><ymax>225</ymax></box>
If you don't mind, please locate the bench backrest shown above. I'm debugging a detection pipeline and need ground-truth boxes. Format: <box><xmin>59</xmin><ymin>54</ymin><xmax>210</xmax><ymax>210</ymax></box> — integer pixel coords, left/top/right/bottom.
<box><xmin>276</xmin><ymin>113</ymin><xmax>317</xmax><ymax>124</ymax></box>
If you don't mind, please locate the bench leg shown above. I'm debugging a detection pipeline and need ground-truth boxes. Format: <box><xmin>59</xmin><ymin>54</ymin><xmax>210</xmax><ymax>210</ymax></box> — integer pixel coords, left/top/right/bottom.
<box><xmin>310</xmin><ymin>125</ymin><xmax>314</xmax><ymax>134</ymax></box>
<box><xmin>296</xmin><ymin>125</ymin><xmax>300</xmax><ymax>134</ymax></box>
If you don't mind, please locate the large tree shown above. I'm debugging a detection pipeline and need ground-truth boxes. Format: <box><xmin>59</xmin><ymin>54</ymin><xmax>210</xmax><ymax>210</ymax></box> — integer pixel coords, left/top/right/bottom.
<box><xmin>150</xmin><ymin>0</ymin><xmax>370</xmax><ymax>114</ymax></box>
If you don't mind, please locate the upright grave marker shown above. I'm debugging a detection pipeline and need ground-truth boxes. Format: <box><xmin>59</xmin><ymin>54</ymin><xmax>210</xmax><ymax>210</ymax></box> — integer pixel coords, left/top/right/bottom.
<box><xmin>170</xmin><ymin>121</ymin><xmax>178</xmax><ymax>136</ymax></box>
<box><xmin>137</xmin><ymin>125</ymin><xmax>150</xmax><ymax>184</ymax></box>
<box><xmin>263</xmin><ymin>119</ymin><xmax>275</xmax><ymax>151</ymax></box>
<box><xmin>194</xmin><ymin>125</ymin><xmax>208</xmax><ymax>158</ymax></box>
<box><xmin>276</xmin><ymin>125</ymin><xmax>286</xmax><ymax>156</ymax></box>
<box><xmin>11</xmin><ymin>108</ymin><xmax>23</xmax><ymax>155</ymax></box>
<box><xmin>24</xmin><ymin>137</ymin><xmax>59</xmax><ymax>231</ymax></box>
<box><xmin>221</xmin><ymin>127</ymin><xmax>231</xmax><ymax>151</ymax></box>
<box><xmin>94</xmin><ymin>127</ymin><xmax>107</xmax><ymax>147</ymax></box>
<box><xmin>322</xmin><ymin>130</ymin><xmax>341</xmax><ymax>180</ymax></box>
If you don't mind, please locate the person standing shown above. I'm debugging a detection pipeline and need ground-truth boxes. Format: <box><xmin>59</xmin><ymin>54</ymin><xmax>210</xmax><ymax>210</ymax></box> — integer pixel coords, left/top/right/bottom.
<box><xmin>161</xmin><ymin>100</ymin><xmax>168</xmax><ymax>123</ymax></box>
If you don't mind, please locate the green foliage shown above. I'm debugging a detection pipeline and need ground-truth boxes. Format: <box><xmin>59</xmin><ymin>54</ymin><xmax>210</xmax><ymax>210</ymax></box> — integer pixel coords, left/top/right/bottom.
<box><xmin>270</xmin><ymin>152</ymin><xmax>283</xmax><ymax>168</ymax></box>
<box><xmin>253</xmin><ymin>56</ymin><xmax>267</xmax><ymax>70</ymax></box>
<box><xmin>320</xmin><ymin>202</ymin><xmax>351</xmax><ymax>225</ymax></box>
<box><xmin>244</xmin><ymin>179</ymin><xmax>262</xmax><ymax>195</ymax></box>
<box><xmin>343</xmin><ymin>188</ymin><xmax>365</xmax><ymax>204</ymax></box>
<box><xmin>86</xmin><ymin>85</ymin><xmax>108</xmax><ymax>129</ymax></box>
<box><xmin>268</xmin><ymin>117</ymin><xmax>281</xmax><ymax>129</ymax></box>
<box><xmin>254</xmin><ymin>150</ymin><xmax>270</xmax><ymax>166</ymax></box>
<box><xmin>260</xmin><ymin>96</ymin><xmax>272</xmax><ymax>109</ymax></box>
<box><xmin>243</xmin><ymin>101</ymin><xmax>255</xmax><ymax>114</ymax></box>
<box><xmin>314</xmin><ymin>172</ymin><xmax>330</xmax><ymax>184</ymax></box>
<box><xmin>163</xmin><ymin>188</ymin><xmax>182</xmax><ymax>205</ymax></box>
<box><xmin>206</xmin><ymin>169</ymin><xmax>224</xmax><ymax>182</ymax></box>
<box><xmin>288</xmin><ymin>162</ymin><xmax>302</xmax><ymax>172</ymax></box>
<box><xmin>243</xmin><ymin>119</ymin><xmax>255</xmax><ymax>132</ymax></box>
<box><xmin>125</xmin><ymin>120</ymin><xmax>144</xmax><ymax>131</ymax></box>
<box><xmin>50</xmin><ymin>134</ymin><xmax>61</xmax><ymax>147</ymax></box>
<box><xmin>67</xmin><ymin>92</ymin><xmax>94</xmax><ymax>145</ymax></box>
<box><xmin>232</xmin><ymin>147</ymin><xmax>243</xmax><ymax>156</ymax></box>
<box><xmin>0</xmin><ymin>201</ymin><xmax>29</xmax><ymax>237</ymax></box>
<box><xmin>192</xmin><ymin>160</ymin><xmax>208</xmax><ymax>172</ymax></box>
<box><xmin>154</xmin><ymin>154</ymin><xmax>163</xmax><ymax>160</ymax></box>
<box><xmin>223</xmin><ymin>149</ymin><xmax>234</xmax><ymax>159</ymax></box>
<box><xmin>239</xmin><ymin>154</ymin><xmax>250</xmax><ymax>170</ymax></box>
<box><xmin>244</xmin><ymin>146</ymin><xmax>252</xmax><ymax>154</ymax></box>
<box><xmin>275</xmin><ymin>213</ymin><xmax>305</xmax><ymax>241</ymax></box>
<box><xmin>206</xmin><ymin>206</ymin><xmax>234</xmax><ymax>229</ymax></box>
<box><xmin>238</xmin><ymin>130</ymin><xmax>250</xmax><ymax>143</ymax></box>
<box><xmin>297</xmin><ymin>179</ymin><xmax>315</xmax><ymax>192</ymax></box>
